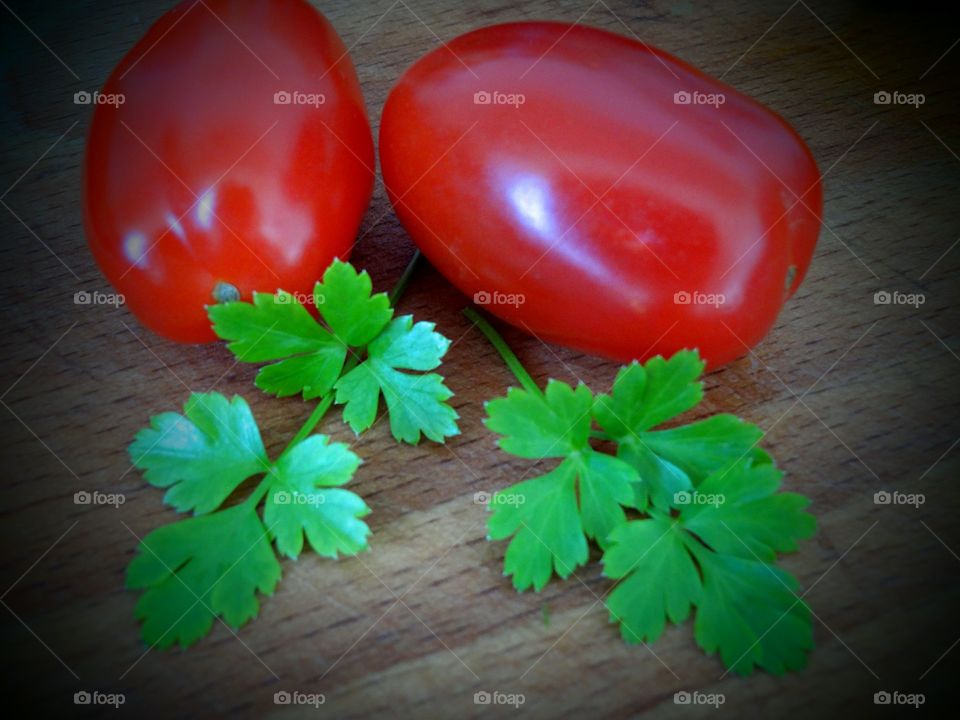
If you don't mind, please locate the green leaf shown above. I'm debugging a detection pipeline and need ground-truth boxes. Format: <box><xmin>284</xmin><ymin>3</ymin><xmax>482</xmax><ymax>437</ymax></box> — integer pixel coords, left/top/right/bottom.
<box><xmin>576</xmin><ymin>451</ymin><xmax>637</xmax><ymax>547</ymax></box>
<box><xmin>263</xmin><ymin>435</ymin><xmax>369</xmax><ymax>559</ymax></box>
<box><xmin>126</xmin><ymin>504</ymin><xmax>281</xmax><ymax>648</ymax></box>
<box><xmin>593</xmin><ymin>351</ymin><xmax>704</xmax><ymax>435</ymax></box>
<box><xmin>487</xmin><ymin>462</ymin><xmax>588</xmax><ymax>592</ymax></box>
<box><xmin>641</xmin><ymin>414</ymin><xmax>763</xmax><ymax>483</ymax></box>
<box><xmin>315</xmin><ymin>259</ymin><xmax>393</xmax><ymax>347</ymax></box>
<box><xmin>209</xmin><ymin>260</ymin><xmax>458</xmax><ymax>443</ymax></box>
<box><xmin>485</xmin><ymin>449</ymin><xmax>636</xmax><ymax>591</ymax></box>
<box><xmin>603</xmin><ymin>515</ymin><xmax>701</xmax><ymax>643</ymax></box>
<box><xmin>593</xmin><ymin>354</ymin><xmax>763</xmax><ymax>511</ymax></box>
<box><xmin>601</xmin><ymin>457</ymin><xmax>816</xmax><ymax>674</ymax></box>
<box><xmin>485</xmin><ymin>380</ymin><xmax>593</xmax><ymax>458</ymax></box>
<box><xmin>209</xmin><ymin>291</ymin><xmax>346</xmax><ymax>400</ymax></box>
<box><xmin>477</xmin><ymin>340</ymin><xmax>817</xmax><ymax>675</ymax></box>
<box><xmin>680</xmin><ymin>459</ymin><xmax>816</xmax><ymax>562</ymax></box>
<box><xmin>334</xmin><ymin>316</ymin><xmax>458</xmax><ymax>444</ymax></box>
<box><xmin>483</xmin><ymin>379</ymin><xmax>635</xmax><ymax>586</ymax></box>
<box><xmin>616</xmin><ymin>439</ymin><xmax>693</xmax><ymax>512</ymax></box>
<box><xmin>691</xmin><ymin>547</ymin><xmax>812</xmax><ymax>675</ymax></box>
<box><xmin>129</xmin><ymin>393</ymin><xmax>268</xmax><ymax>515</ymax></box>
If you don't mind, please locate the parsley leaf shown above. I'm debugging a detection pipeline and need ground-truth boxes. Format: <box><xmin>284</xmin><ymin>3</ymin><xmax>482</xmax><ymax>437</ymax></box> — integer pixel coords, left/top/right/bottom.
<box><xmin>335</xmin><ymin>316</ymin><xmax>458</xmax><ymax>443</ymax></box>
<box><xmin>126</xmin><ymin>392</ymin><xmax>370</xmax><ymax>648</ymax></box>
<box><xmin>314</xmin><ymin>259</ymin><xmax>393</xmax><ymax>346</ymax></box>
<box><xmin>603</xmin><ymin>458</ymin><xmax>816</xmax><ymax>674</ymax></box>
<box><xmin>263</xmin><ymin>435</ymin><xmax>370</xmax><ymax>559</ymax></box>
<box><xmin>681</xmin><ymin>459</ymin><xmax>815</xmax><ymax>561</ymax></box>
<box><xmin>601</xmin><ymin>514</ymin><xmax>701</xmax><ymax>644</ymax></box>
<box><xmin>208</xmin><ymin>289</ymin><xmax>346</xmax><ymax>400</ymax></box>
<box><xmin>126</xmin><ymin>504</ymin><xmax>281</xmax><ymax>649</ymax></box>
<box><xmin>487</xmin><ymin>463</ymin><xmax>587</xmax><ymax>592</ymax></box>
<box><xmin>128</xmin><ymin>393</ymin><xmax>268</xmax><ymax>514</ymax></box>
<box><xmin>467</xmin><ymin>306</ymin><xmax>818</xmax><ymax>676</ymax></box>
<box><xmin>593</xmin><ymin>351</ymin><xmax>704</xmax><ymax>433</ymax></box>
<box><xmin>594</xmin><ymin>351</ymin><xmax>763</xmax><ymax>510</ymax></box>
<box><xmin>209</xmin><ymin>259</ymin><xmax>458</xmax><ymax>444</ymax></box>
<box><xmin>484</xmin><ymin>380</ymin><xmax>637</xmax><ymax>590</ymax></box>
<box><xmin>693</xmin><ymin>550</ymin><xmax>811</xmax><ymax>675</ymax></box>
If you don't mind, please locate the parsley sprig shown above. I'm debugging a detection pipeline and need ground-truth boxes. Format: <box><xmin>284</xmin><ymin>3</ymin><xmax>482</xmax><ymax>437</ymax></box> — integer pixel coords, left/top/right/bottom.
<box><xmin>126</xmin><ymin>256</ymin><xmax>458</xmax><ymax>648</ymax></box>
<box><xmin>127</xmin><ymin>392</ymin><xmax>367</xmax><ymax>648</ymax></box>
<box><xmin>465</xmin><ymin>307</ymin><xmax>816</xmax><ymax>675</ymax></box>
<box><xmin>208</xmin><ymin>258</ymin><xmax>459</xmax><ymax>444</ymax></box>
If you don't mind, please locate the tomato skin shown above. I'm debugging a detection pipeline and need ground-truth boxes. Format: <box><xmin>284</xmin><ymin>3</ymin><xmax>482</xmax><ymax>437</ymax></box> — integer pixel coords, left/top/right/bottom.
<box><xmin>380</xmin><ymin>22</ymin><xmax>822</xmax><ymax>368</ymax></box>
<box><xmin>83</xmin><ymin>0</ymin><xmax>373</xmax><ymax>343</ymax></box>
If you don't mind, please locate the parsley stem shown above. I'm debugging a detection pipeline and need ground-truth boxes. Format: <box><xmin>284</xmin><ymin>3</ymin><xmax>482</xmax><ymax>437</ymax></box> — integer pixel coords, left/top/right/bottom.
<box><xmin>285</xmin><ymin>392</ymin><xmax>336</xmax><ymax>451</ymax></box>
<box><xmin>388</xmin><ymin>249</ymin><xmax>422</xmax><ymax>307</ymax></box>
<box><xmin>244</xmin><ymin>475</ymin><xmax>274</xmax><ymax>509</ymax></box>
<box><xmin>463</xmin><ymin>307</ymin><xmax>542</xmax><ymax>397</ymax></box>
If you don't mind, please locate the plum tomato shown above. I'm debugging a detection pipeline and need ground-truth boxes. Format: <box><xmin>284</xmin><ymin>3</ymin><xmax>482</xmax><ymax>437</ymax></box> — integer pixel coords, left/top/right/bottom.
<box><xmin>83</xmin><ymin>0</ymin><xmax>374</xmax><ymax>342</ymax></box>
<box><xmin>379</xmin><ymin>22</ymin><xmax>822</xmax><ymax>368</ymax></box>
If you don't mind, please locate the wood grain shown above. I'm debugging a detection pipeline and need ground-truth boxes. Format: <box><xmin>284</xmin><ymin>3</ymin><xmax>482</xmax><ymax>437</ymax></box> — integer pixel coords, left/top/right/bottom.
<box><xmin>1</xmin><ymin>0</ymin><xmax>958</xmax><ymax>717</ymax></box>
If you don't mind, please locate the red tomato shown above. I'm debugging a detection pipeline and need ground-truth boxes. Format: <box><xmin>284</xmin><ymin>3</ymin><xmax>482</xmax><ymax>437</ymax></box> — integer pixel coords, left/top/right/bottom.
<box><xmin>84</xmin><ymin>0</ymin><xmax>374</xmax><ymax>343</ymax></box>
<box><xmin>380</xmin><ymin>22</ymin><xmax>822</xmax><ymax>368</ymax></box>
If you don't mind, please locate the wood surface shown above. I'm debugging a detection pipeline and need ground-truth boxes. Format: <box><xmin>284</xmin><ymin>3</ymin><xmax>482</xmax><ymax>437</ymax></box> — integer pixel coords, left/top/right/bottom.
<box><xmin>1</xmin><ymin>0</ymin><xmax>958</xmax><ymax>717</ymax></box>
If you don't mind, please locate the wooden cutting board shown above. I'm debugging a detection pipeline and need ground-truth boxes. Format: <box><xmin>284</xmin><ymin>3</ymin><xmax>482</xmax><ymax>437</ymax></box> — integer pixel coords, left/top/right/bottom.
<box><xmin>1</xmin><ymin>0</ymin><xmax>958</xmax><ymax>717</ymax></box>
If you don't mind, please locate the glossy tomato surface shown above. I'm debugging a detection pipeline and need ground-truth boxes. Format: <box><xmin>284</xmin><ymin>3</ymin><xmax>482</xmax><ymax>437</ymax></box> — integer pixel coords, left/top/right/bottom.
<box><xmin>84</xmin><ymin>0</ymin><xmax>374</xmax><ymax>343</ymax></box>
<box><xmin>380</xmin><ymin>22</ymin><xmax>822</xmax><ymax>368</ymax></box>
